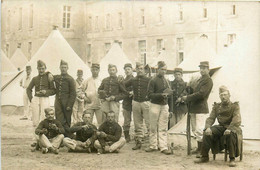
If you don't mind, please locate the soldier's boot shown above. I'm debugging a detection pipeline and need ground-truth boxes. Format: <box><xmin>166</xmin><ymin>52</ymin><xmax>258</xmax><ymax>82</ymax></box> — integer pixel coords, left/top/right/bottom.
<box><xmin>194</xmin><ymin>156</ymin><xmax>209</xmax><ymax>163</ymax></box>
<box><xmin>196</xmin><ymin>142</ymin><xmax>202</xmax><ymax>158</ymax></box>
<box><xmin>132</xmin><ymin>139</ymin><xmax>142</xmax><ymax>150</ymax></box>
<box><xmin>124</xmin><ymin>131</ymin><xmax>131</xmax><ymax>143</ymax></box>
<box><xmin>192</xmin><ymin>142</ymin><xmax>202</xmax><ymax>156</ymax></box>
<box><xmin>229</xmin><ymin>158</ymin><xmax>236</xmax><ymax>167</ymax></box>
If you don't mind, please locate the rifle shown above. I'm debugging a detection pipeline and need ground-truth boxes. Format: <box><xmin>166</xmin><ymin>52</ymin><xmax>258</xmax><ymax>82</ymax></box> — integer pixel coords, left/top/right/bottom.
<box><xmin>186</xmin><ymin>86</ymin><xmax>192</xmax><ymax>155</ymax></box>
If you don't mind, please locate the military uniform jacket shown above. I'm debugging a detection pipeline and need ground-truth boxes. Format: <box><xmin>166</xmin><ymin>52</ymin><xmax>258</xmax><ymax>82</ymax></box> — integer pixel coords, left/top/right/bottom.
<box><xmin>27</xmin><ymin>72</ymin><xmax>56</xmax><ymax>102</ymax></box>
<box><xmin>35</xmin><ymin>119</ymin><xmax>65</xmax><ymax>139</ymax></box>
<box><xmin>124</xmin><ymin>75</ymin><xmax>151</xmax><ymax>103</ymax></box>
<box><xmin>54</xmin><ymin>73</ymin><xmax>76</xmax><ymax>109</ymax></box>
<box><xmin>99</xmin><ymin>121</ymin><xmax>122</xmax><ymax>143</ymax></box>
<box><xmin>186</xmin><ymin>74</ymin><xmax>213</xmax><ymax>113</ymax></box>
<box><xmin>122</xmin><ymin>75</ymin><xmax>134</xmax><ymax>111</ymax></box>
<box><xmin>70</xmin><ymin>122</ymin><xmax>97</xmax><ymax>142</ymax></box>
<box><xmin>169</xmin><ymin>79</ymin><xmax>188</xmax><ymax>114</ymax></box>
<box><xmin>98</xmin><ymin>76</ymin><xmax>128</xmax><ymax>102</ymax></box>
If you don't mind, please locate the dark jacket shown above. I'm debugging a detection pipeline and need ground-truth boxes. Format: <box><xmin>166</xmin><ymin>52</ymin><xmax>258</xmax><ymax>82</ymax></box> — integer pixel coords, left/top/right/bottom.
<box><xmin>124</xmin><ymin>75</ymin><xmax>151</xmax><ymax>103</ymax></box>
<box><xmin>169</xmin><ymin>79</ymin><xmax>188</xmax><ymax>114</ymax></box>
<box><xmin>186</xmin><ymin>74</ymin><xmax>213</xmax><ymax>113</ymax></box>
<box><xmin>147</xmin><ymin>74</ymin><xmax>173</xmax><ymax>111</ymax></box>
<box><xmin>122</xmin><ymin>75</ymin><xmax>134</xmax><ymax>111</ymax></box>
<box><xmin>27</xmin><ymin>72</ymin><xmax>56</xmax><ymax>102</ymax></box>
<box><xmin>70</xmin><ymin>122</ymin><xmax>97</xmax><ymax>142</ymax></box>
<box><xmin>98</xmin><ymin>76</ymin><xmax>128</xmax><ymax>102</ymax></box>
<box><xmin>35</xmin><ymin>119</ymin><xmax>64</xmax><ymax>139</ymax></box>
<box><xmin>54</xmin><ymin>73</ymin><xmax>76</xmax><ymax>109</ymax></box>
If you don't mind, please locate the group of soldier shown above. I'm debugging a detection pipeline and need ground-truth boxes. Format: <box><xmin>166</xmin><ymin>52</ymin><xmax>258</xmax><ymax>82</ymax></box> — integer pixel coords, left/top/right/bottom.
<box><xmin>19</xmin><ymin>59</ymin><xmax>242</xmax><ymax>167</ymax></box>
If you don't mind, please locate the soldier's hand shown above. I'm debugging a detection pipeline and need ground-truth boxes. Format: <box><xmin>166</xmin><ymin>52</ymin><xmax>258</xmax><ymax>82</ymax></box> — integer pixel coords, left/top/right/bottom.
<box><xmin>42</xmin><ymin>128</ymin><xmax>48</xmax><ymax>135</ymax></box>
<box><xmin>204</xmin><ymin>128</ymin><xmax>212</xmax><ymax>136</ymax></box>
<box><xmin>224</xmin><ymin>129</ymin><xmax>231</xmax><ymax>135</ymax></box>
<box><xmin>41</xmin><ymin>90</ymin><xmax>46</xmax><ymax>95</ymax></box>
<box><xmin>181</xmin><ymin>96</ymin><xmax>187</xmax><ymax>102</ymax></box>
<box><xmin>104</xmin><ymin>145</ymin><xmax>110</xmax><ymax>152</ymax></box>
<box><xmin>66</xmin><ymin>107</ymin><xmax>71</xmax><ymax>111</ymax></box>
<box><xmin>176</xmin><ymin>98</ymin><xmax>182</xmax><ymax>103</ymax></box>
<box><xmin>110</xmin><ymin>96</ymin><xmax>115</xmax><ymax>101</ymax></box>
<box><xmin>85</xmin><ymin>139</ymin><xmax>91</xmax><ymax>147</ymax></box>
<box><xmin>129</xmin><ymin>91</ymin><xmax>133</xmax><ymax>97</ymax></box>
<box><xmin>105</xmin><ymin>97</ymin><xmax>111</xmax><ymax>101</ymax></box>
<box><xmin>100</xmin><ymin>132</ymin><xmax>107</xmax><ymax>138</ymax></box>
<box><xmin>96</xmin><ymin>131</ymin><xmax>101</xmax><ymax>136</ymax></box>
<box><xmin>84</xmin><ymin>96</ymin><xmax>91</xmax><ymax>103</ymax></box>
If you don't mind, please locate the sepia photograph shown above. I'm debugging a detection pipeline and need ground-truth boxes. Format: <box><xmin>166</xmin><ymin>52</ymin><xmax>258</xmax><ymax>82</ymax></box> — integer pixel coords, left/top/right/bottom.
<box><xmin>1</xmin><ymin>0</ymin><xmax>260</xmax><ymax>169</ymax></box>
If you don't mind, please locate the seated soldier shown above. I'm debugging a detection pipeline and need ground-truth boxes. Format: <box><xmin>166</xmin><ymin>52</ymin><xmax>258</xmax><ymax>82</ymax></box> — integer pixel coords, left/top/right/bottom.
<box><xmin>35</xmin><ymin>108</ymin><xmax>65</xmax><ymax>154</ymax></box>
<box><xmin>63</xmin><ymin>110</ymin><xmax>97</xmax><ymax>152</ymax></box>
<box><xmin>195</xmin><ymin>86</ymin><xmax>242</xmax><ymax>167</ymax></box>
<box><xmin>94</xmin><ymin>111</ymin><xmax>126</xmax><ymax>154</ymax></box>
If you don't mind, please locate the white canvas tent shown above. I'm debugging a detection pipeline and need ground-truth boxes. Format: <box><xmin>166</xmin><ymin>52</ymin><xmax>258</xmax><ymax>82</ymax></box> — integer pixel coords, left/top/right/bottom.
<box><xmin>98</xmin><ymin>43</ymin><xmax>133</xmax><ymax>79</ymax></box>
<box><xmin>1</xmin><ymin>29</ymin><xmax>91</xmax><ymax>106</ymax></box>
<box><xmin>10</xmin><ymin>47</ymin><xmax>28</xmax><ymax>71</ymax></box>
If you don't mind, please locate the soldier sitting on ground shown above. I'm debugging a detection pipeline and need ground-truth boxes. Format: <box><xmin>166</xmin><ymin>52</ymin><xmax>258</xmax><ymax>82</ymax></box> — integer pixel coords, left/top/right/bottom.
<box><xmin>94</xmin><ymin>111</ymin><xmax>126</xmax><ymax>154</ymax></box>
<box><xmin>63</xmin><ymin>110</ymin><xmax>97</xmax><ymax>153</ymax></box>
<box><xmin>34</xmin><ymin>108</ymin><xmax>65</xmax><ymax>154</ymax></box>
<box><xmin>195</xmin><ymin>86</ymin><xmax>242</xmax><ymax>167</ymax></box>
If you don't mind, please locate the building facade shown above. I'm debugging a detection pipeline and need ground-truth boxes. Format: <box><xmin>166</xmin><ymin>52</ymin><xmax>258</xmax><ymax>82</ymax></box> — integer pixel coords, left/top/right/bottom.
<box><xmin>2</xmin><ymin>0</ymin><xmax>259</xmax><ymax>68</ymax></box>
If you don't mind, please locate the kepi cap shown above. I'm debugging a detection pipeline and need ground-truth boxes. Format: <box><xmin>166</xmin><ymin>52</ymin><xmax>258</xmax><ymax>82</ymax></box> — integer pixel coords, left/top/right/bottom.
<box><xmin>91</xmin><ymin>63</ymin><xmax>100</xmax><ymax>69</ymax></box>
<box><xmin>157</xmin><ymin>61</ymin><xmax>166</xmax><ymax>69</ymax></box>
<box><xmin>199</xmin><ymin>61</ymin><xmax>209</xmax><ymax>68</ymax></box>
<box><xmin>173</xmin><ymin>67</ymin><xmax>183</xmax><ymax>74</ymax></box>
<box><xmin>60</xmin><ymin>60</ymin><xmax>68</xmax><ymax>66</ymax></box>
<box><xmin>37</xmin><ymin>60</ymin><xmax>46</xmax><ymax>68</ymax></box>
<box><xmin>219</xmin><ymin>85</ymin><xmax>229</xmax><ymax>94</ymax></box>
<box><xmin>124</xmin><ymin>63</ymin><xmax>132</xmax><ymax>69</ymax></box>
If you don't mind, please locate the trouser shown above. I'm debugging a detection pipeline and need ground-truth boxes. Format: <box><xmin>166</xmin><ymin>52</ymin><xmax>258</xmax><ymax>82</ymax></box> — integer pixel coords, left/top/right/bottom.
<box><xmin>86</xmin><ymin>108</ymin><xmax>104</xmax><ymax>127</ymax></box>
<box><xmin>132</xmin><ymin>101</ymin><xmax>150</xmax><ymax>140</ymax></box>
<box><xmin>122</xmin><ymin>109</ymin><xmax>132</xmax><ymax>132</ymax></box>
<box><xmin>94</xmin><ymin>137</ymin><xmax>126</xmax><ymax>153</ymax></box>
<box><xmin>190</xmin><ymin>113</ymin><xmax>208</xmax><ymax>142</ymax></box>
<box><xmin>100</xmin><ymin>101</ymin><xmax>120</xmax><ymax>122</ymax></box>
<box><xmin>72</xmin><ymin>100</ymin><xmax>84</xmax><ymax>125</ymax></box>
<box><xmin>55</xmin><ymin>99</ymin><xmax>73</xmax><ymax>137</ymax></box>
<box><xmin>149</xmin><ymin>103</ymin><xmax>169</xmax><ymax>151</ymax></box>
<box><xmin>31</xmin><ymin>96</ymin><xmax>50</xmax><ymax>126</ymax></box>
<box><xmin>63</xmin><ymin>137</ymin><xmax>90</xmax><ymax>151</ymax></box>
<box><xmin>201</xmin><ymin>125</ymin><xmax>237</xmax><ymax>158</ymax></box>
<box><xmin>37</xmin><ymin>134</ymin><xmax>64</xmax><ymax>149</ymax></box>
<box><xmin>23</xmin><ymin>89</ymin><xmax>31</xmax><ymax>119</ymax></box>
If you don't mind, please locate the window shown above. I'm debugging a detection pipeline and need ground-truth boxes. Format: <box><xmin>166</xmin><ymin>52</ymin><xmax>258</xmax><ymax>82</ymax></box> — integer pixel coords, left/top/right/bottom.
<box><xmin>95</xmin><ymin>16</ymin><xmax>99</xmax><ymax>30</ymax></box>
<box><xmin>105</xmin><ymin>14</ymin><xmax>111</xmax><ymax>30</ymax></box>
<box><xmin>63</xmin><ymin>6</ymin><xmax>71</xmax><ymax>29</ymax></box>
<box><xmin>178</xmin><ymin>4</ymin><xmax>183</xmax><ymax>21</ymax></box>
<box><xmin>118</xmin><ymin>12</ymin><xmax>123</xmax><ymax>28</ymax></box>
<box><xmin>227</xmin><ymin>34</ymin><xmax>236</xmax><ymax>45</ymax></box>
<box><xmin>158</xmin><ymin>7</ymin><xmax>162</xmax><ymax>23</ymax></box>
<box><xmin>138</xmin><ymin>40</ymin><xmax>146</xmax><ymax>64</ymax></box>
<box><xmin>28</xmin><ymin>42</ymin><xmax>32</xmax><ymax>59</ymax></box>
<box><xmin>88</xmin><ymin>16</ymin><xmax>92</xmax><ymax>31</ymax></box>
<box><xmin>29</xmin><ymin>4</ymin><xmax>33</xmax><ymax>28</ymax></box>
<box><xmin>118</xmin><ymin>41</ymin><xmax>122</xmax><ymax>48</ymax></box>
<box><xmin>6</xmin><ymin>44</ymin><xmax>9</xmax><ymax>58</ymax></box>
<box><xmin>86</xmin><ymin>44</ymin><xmax>91</xmax><ymax>61</ymax></box>
<box><xmin>177</xmin><ymin>38</ymin><xmax>184</xmax><ymax>64</ymax></box>
<box><xmin>140</xmin><ymin>9</ymin><xmax>145</xmax><ymax>25</ymax></box>
<box><xmin>104</xmin><ymin>43</ymin><xmax>111</xmax><ymax>54</ymax></box>
<box><xmin>231</xmin><ymin>5</ymin><xmax>236</xmax><ymax>15</ymax></box>
<box><xmin>202</xmin><ymin>3</ymin><xmax>207</xmax><ymax>18</ymax></box>
<box><xmin>157</xmin><ymin>39</ymin><xmax>164</xmax><ymax>55</ymax></box>
<box><xmin>18</xmin><ymin>43</ymin><xmax>22</xmax><ymax>48</ymax></box>
<box><xmin>6</xmin><ymin>10</ymin><xmax>11</xmax><ymax>31</ymax></box>
<box><xmin>19</xmin><ymin>8</ymin><xmax>22</xmax><ymax>30</ymax></box>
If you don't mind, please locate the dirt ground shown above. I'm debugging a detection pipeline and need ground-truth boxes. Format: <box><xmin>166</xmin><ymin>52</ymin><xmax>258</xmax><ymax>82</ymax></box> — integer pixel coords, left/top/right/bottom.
<box><xmin>1</xmin><ymin>108</ymin><xmax>260</xmax><ymax>170</ymax></box>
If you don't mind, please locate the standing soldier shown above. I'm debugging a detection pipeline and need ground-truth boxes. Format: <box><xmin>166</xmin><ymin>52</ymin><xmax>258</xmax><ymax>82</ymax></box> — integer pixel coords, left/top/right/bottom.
<box><xmin>146</xmin><ymin>61</ymin><xmax>173</xmax><ymax>155</ymax></box>
<box><xmin>182</xmin><ymin>61</ymin><xmax>213</xmax><ymax>156</ymax></box>
<box><xmin>20</xmin><ymin>66</ymin><xmax>32</xmax><ymax>120</ymax></box>
<box><xmin>122</xmin><ymin>63</ymin><xmax>134</xmax><ymax>143</ymax></box>
<box><xmin>72</xmin><ymin>69</ymin><xmax>85</xmax><ymax>125</ymax></box>
<box><xmin>98</xmin><ymin>64</ymin><xmax>128</xmax><ymax>122</ymax></box>
<box><xmin>168</xmin><ymin>68</ymin><xmax>188</xmax><ymax>128</ymax></box>
<box><xmin>54</xmin><ymin>60</ymin><xmax>76</xmax><ymax>137</ymax></box>
<box><xmin>124</xmin><ymin>62</ymin><xmax>151</xmax><ymax>150</ymax></box>
<box><xmin>81</xmin><ymin>63</ymin><xmax>103</xmax><ymax>126</ymax></box>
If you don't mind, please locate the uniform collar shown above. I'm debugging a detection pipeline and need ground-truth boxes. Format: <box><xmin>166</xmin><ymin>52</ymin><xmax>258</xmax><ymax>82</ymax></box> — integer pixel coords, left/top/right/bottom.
<box><xmin>172</xmin><ymin>78</ymin><xmax>184</xmax><ymax>84</ymax></box>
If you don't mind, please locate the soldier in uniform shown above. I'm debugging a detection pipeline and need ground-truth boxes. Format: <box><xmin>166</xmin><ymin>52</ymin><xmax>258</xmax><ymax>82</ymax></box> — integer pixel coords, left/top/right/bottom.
<box><xmin>20</xmin><ymin>65</ymin><xmax>32</xmax><ymax>120</ymax></box>
<box><xmin>182</xmin><ymin>61</ymin><xmax>213</xmax><ymax>155</ymax></box>
<box><xmin>122</xmin><ymin>63</ymin><xmax>134</xmax><ymax>143</ymax></box>
<box><xmin>81</xmin><ymin>63</ymin><xmax>103</xmax><ymax>126</ymax></box>
<box><xmin>63</xmin><ymin>110</ymin><xmax>97</xmax><ymax>153</ymax></box>
<box><xmin>35</xmin><ymin>108</ymin><xmax>65</xmax><ymax>154</ymax></box>
<box><xmin>98</xmin><ymin>64</ymin><xmax>128</xmax><ymax>122</ymax></box>
<box><xmin>146</xmin><ymin>61</ymin><xmax>173</xmax><ymax>155</ymax></box>
<box><xmin>124</xmin><ymin>62</ymin><xmax>151</xmax><ymax>150</ymax></box>
<box><xmin>195</xmin><ymin>86</ymin><xmax>242</xmax><ymax>167</ymax></box>
<box><xmin>72</xmin><ymin>69</ymin><xmax>85</xmax><ymax>125</ymax></box>
<box><xmin>54</xmin><ymin>60</ymin><xmax>76</xmax><ymax>137</ymax></box>
<box><xmin>168</xmin><ymin>68</ymin><xmax>188</xmax><ymax>128</ymax></box>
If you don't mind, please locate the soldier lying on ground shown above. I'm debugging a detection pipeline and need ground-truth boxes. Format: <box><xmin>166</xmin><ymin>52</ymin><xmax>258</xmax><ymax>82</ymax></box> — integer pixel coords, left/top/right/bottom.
<box><xmin>194</xmin><ymin>86</ymin><xmax>242</xmax><ymax>167</ymax></box>
<box><xmin>34</xmin><ymin>108</ymin><xmax>65</xmax><ymax>154</ymax></box>
<box><xmin>94</xmin><ymin>111</ymin><xmax>126</xmax><ymax>154</ymax></box>
<box><xmin>63</xmin><ymin>110</ymin><xmax>97</xmax><ymax>153</ymax></box>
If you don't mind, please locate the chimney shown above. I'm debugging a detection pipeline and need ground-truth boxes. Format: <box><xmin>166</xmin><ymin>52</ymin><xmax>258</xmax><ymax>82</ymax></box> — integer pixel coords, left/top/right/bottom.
<box><xmin>53</xmin><ymin>25</ymin><xmax>58</xmax><ymax>30</ymax></box>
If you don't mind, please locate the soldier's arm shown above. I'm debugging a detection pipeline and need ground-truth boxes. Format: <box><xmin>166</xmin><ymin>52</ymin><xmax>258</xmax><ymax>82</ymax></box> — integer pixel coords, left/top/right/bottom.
<box><xmin>69</xmin><ymin>122</ymin><xmax>83</xmax><ymax>133</ymax></box>
<box><xmin>204</xmin><ymin>104</ymin><xmax>217</xmax><ymax>129</ymax></box>
<box><xmin>106</xmin><ymin>124</ymin><xmax>122</xmax><ymax>142</ymax></box>
<box><xmin>97</xmin><ymin>80</ymin><xmax>106</xmax><ymax>100</ymax></box>
<box><xmin>67</xmin><ymin>77</ymin><xmax>77</xmax><ymax>109</ymax></box>
<box><xmin>114</xmin><ymin>81</ymin><xmax>128</xmax><ymax>102</ymax></box>
<box><xmin>147</xmin><ymin>79</ymin><xmax>163</xmax><ymax>100</ymax></box>
<box><xmin>26</xmin><ymin>78</ymin><xmax>35</xmax><ymax>102</ymax></box>
<box><xmin>35</xmin><ymin>121</ymin><xmax>45</xmax><ymax>135</ymax></box>
<box><xmin>55</xmin><ymin>121</ymin><xmax>65</xmax><ymax>134</ymax></box>
<box><xmin>227</xmin><ymin>103</ymin><xmax>241</xmax><ymax>131</ymax></box>
<box><xmin>45</xmin><ymin>72</ymin><xmax>56</xmax><ymax>96</ymax></box>
<box><xmin>124</xmin><ymin>77</ymin><xmax>133</xmax><ymax>88</ymax></box>
<box><xmin>186</xmin><ymin>79</ymin><xmax>213</xmax><ymax>102</ymax></box>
